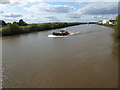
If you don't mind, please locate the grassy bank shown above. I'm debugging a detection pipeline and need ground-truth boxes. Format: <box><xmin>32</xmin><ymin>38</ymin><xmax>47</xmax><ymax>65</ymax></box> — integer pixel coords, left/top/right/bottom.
<box><xmin>114</xmin><ymin>15</ymin><xmax>120</xmax><ymax>39</ymax></box>
<box><xmin>96</xmin><ymin>23</ymin><xmax>115</xmax><ymax>28</ymax></box>
<box><xmin>1</xmin><ymin>22</ymin><xmax>86</xmax><ymax>36</ymax></box>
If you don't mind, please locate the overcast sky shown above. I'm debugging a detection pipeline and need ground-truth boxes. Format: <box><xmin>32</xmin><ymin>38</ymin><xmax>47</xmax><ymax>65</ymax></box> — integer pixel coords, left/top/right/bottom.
<box><xmin>0</xmin><ymin>0</ymin><xmax>119</xmax><ymax>23</ymax></box>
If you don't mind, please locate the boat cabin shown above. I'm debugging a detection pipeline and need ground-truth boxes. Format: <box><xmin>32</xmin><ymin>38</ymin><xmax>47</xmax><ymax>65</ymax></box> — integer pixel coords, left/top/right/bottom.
<box><xmin>52</xmin><ymin>30</ymin><xmax>69</xmax><ymax>36</ymax></box>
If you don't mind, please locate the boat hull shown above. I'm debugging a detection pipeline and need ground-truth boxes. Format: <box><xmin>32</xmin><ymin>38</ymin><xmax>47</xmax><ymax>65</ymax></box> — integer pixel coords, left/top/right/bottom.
<box><xmin>48</xmin><ymin>35</ymin><xmax>67</xmax><ymax>37</ymax></box>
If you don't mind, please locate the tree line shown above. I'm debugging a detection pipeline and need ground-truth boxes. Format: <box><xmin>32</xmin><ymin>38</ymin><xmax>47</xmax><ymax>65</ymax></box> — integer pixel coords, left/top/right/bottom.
<box><xmin>0</xmin><ymin>19</ymin><xmax>87</xmax><ymax>36</ymax></box>
<box><xmin>0</xmin><ymin>19</ymin><xmax>28</xmax><ymax>26</ymax></box>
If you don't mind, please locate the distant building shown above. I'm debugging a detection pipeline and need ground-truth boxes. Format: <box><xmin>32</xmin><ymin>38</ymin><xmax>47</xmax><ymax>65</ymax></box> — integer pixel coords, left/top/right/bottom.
<box><xmin>102</xmin><ymin>20</ymin><xmax>109</xmax><ymax>24</ymax></box>
<box><xmin>108</xmin><ymin>20</ymin><xmax>116</xmax><ymax>25</ymax></box>
<box><xmin>98</xmin><ymin>19</ymin><xmax>116</xmax><ymax>25</ymax></box>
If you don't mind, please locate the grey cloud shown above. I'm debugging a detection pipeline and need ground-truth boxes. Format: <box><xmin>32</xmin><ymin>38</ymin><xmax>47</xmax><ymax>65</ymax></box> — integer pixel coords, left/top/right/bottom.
<box><xmin>93</xmin><ymin>16</ymin><xmax>112</xmax><ymax>20</ymax></box>
<box><xmin>26</xmin><ymin>3</ymin><xmax>75</xmax><ymax>13</ymax></box>
<box><xmin>0</xmin><ymin>0</ymin><xmax>28</xmax><ymax>6</ymax></box>
<box><xmin>0</xmin><ymin>11</ymin><xmax>4</xmax><ymax>13</ymax></box>
<box><xmin>46</xmin><ymin>16</ymin><xmax>60</xmax><ymax>21</ymax></box>
<box><xmin>66</xmin><ymin>2</ymin><xmax>117</xmax><ymax>21</ymax></box>
<box><xmin>77</xmin><ymin>2</ymin><xmax>118</xmax><ymax>15</ymax></box>
<box><xmin>0</xmin><ymin>0</ymin><xmax>10</xmax><ymax>4</ymax></box>
<box><xmin>3</xmin><ymin>13</ymin><xmax>23</xmax><ymax>18</ymax></box>
<box><xmin>45</xmin><ymin>6</ymin><xmax>74</xmax><ymax>13</ymax></box>
<box><xmin>67</xmin><ymin>14</ymin><xmax>81</xmax><ymax>18</ymax></box>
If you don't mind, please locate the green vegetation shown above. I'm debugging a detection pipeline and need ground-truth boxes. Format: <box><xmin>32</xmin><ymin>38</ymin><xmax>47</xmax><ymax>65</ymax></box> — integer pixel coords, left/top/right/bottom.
<box><xmin>96</xmin><ymin>23</ymin><xmax>115</xmax><ymax>28</ymax></box>
<box><xmin>0</xmin><ymin>20</ymin><xmax>7</xmax><ymax>26</ymax></box>
<box><xmin>1</xmin><ymin>23</ymin><xmax>21</xmax><ymax>36</ymax></box>
<box><xmin>114</xmin><ymin>14</ymin><xmax>120</xmax><ymax>39</ymax></box>
<box><xmin>17</xmin><ymin>19</ymin><xmax>28</xmax><ymax>26</ymax></box>
<box><xmin>0</xmin><ymin>20</ymin><xmax>86</xmax><ymax>36</ymax></box>
<box><xmin>114</xmin><ymin>15</ymin><xmax>120</xmax><ymax>55</ymax></box>
<box><xmin>0</xmin><ymin>19</ymin><xmax>28</xmax><ymax>26</ymax></box>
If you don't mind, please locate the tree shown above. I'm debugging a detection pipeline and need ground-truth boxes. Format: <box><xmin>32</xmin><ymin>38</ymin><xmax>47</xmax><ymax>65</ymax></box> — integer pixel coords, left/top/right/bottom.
<box><xmin>18</xmin><ymin>19</ymin><xmax>28</xmax><ymax>26</ymax></box>
<box><xmin>13</xmin><ymin>21</ymin><xmax>18</xmax><ymax>24</ymax></box>
<box><xmin>0</xmin><ymin>20</ymin><xmax>7</xmax><ymax>26</ymax></box>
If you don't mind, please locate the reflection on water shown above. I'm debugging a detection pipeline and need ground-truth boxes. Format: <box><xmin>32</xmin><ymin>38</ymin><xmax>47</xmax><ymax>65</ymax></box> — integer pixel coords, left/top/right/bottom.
<box><xmin>2</xmin><ymin>24</ymin><xmax>118</xmax><ymax>88</ymax></box>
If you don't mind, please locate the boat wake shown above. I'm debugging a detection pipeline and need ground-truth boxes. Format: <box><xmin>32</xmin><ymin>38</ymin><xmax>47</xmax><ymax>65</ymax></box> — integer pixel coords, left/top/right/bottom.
<box><xmin>69</xmin><ymin>32</ymin><xmax>81</xmax><ymax>35</ymax></box>
<box><xmin>48</xmin><ymin>35</ymin><xmax>67</xmax><ymax>38</ymax></box>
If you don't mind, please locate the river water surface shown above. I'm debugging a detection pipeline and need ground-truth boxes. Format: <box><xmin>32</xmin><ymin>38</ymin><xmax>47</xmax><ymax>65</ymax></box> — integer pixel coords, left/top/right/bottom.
<box><xmin>2</xmin><ymin>24</ymin><xmax>118</xmax><ymax>88</ymax></box>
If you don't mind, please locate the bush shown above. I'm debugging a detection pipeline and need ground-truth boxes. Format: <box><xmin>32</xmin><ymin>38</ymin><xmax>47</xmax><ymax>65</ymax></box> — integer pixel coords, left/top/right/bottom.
<box><xmin>2</xmin><ymin>23</ymin><xmax>21</xmax><ymax>35</ymax></box>
<box><xmin>29</xmin><ymin>24</ymin><xmax>39</xmax><ymax>31</ymax></box>
<box><xmin>1</xmin><ymin>22</ymin><xmax>82</xmax><ymax>36</ymax></box>
<box><xmin>114</xmin><ymin>14</ymin><xmax>120</xmax><ymax>39</ymax></box>
<box><xmin>20</xmin><ymin>26</ymin><xmax>31</xmax><ymax>33</ymax></box>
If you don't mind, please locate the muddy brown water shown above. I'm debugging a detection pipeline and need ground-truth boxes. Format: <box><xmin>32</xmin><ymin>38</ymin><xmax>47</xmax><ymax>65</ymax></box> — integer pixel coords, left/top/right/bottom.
<box><xmin>2</xmin><ymin>24</ymin><xmax>118</xmax><ymax>88</ymax></box>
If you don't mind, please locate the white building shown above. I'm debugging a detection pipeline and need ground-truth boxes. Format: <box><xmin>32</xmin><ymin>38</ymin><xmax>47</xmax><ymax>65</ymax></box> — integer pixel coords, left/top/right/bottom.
<box><xmin>98</xmin><ymin>19</ymin><xmax>116</xmax><ymax>25</ymax></box>
<box><xmin>99</xmin><ymin>19</ymin><xmax>116</xmax><ymax>25</ymax></box>
<box><xmin>108</xmin><ymin>20</ymin><xmax>116</xmax><ymax>25</ymax></box>
<box><xmin>102</xmin><ymin>20</ymin><xmax>109</xmax><ymax>24</ymax></box>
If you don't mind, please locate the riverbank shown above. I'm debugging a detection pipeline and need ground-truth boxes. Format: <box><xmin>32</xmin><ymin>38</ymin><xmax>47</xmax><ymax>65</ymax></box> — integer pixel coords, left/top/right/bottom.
<box><xmin>0</xmin><ymin>22</ymin><xmax>87</xmax><ymax>36</ymax></box>
<box><xmin>96</xmin><ymin>23</ymin><xmax>119</xmax><ymax>39</ymax></box>
<box><xmin>96</xmin><ymin>23</ymin><xmax>115</xmax><ymax>28</ymax></box>
<box><xmin>96</xmin><ymin>23</ymin><xmax>120</xmax><ymax>56</ymax></box>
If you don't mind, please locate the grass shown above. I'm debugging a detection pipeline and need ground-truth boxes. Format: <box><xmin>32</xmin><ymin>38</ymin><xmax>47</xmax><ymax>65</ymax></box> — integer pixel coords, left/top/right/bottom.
<box><xmin>96</xmin><ymin>23</ymin><xmax>115</xmax><ymax>28</ymax></box>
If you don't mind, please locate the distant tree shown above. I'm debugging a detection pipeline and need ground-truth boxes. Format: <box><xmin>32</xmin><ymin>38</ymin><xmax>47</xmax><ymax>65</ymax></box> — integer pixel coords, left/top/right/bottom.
<box><xmin>0</xmin><ymin>20</ymin><xmax>7</xmax><ymax>26</ymax></box>
<box><xmin>18</xmin><ymin>19</ymin><xmax>28</xmax><ymax>26</ymax></box>
<box><xmin>13</xmin><ymin>21</ymin><xmax>18</xmax><ymax>24</ymax></box>
<box><xmin>7</xmin><ymin>23</ymin><xmax>11</xmax><ymax>25</ymax></box>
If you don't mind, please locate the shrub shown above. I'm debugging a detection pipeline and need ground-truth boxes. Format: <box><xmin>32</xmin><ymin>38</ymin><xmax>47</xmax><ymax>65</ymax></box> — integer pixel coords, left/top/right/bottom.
<box><xmin>29</xmin><ymin>24</ymin><xmax>39</xmax><ymax>32</ymax></box>
<box><xmin>2</xmin><ymin>23</ymin><xmax>21</xmax><ymax>35</ymax></box>
<box><xmin>20</xmin><ymin>26</ymin><xmax>31</xmax><ymax>33</ymax></box>
<box><xmin>1</xmin><ymin>22</ymin><xmax>82</xmax><ymax>36</ymax></box>
<box><xmin>114</xmin><ymin>14</ymin><xmax>120</xmax><ymax>39</ymax></box>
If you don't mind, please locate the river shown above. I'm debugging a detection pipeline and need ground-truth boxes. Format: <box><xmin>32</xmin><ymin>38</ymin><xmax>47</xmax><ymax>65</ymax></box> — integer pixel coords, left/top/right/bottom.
<box><xmin>2</xmin><ymin>24</ymin><xmax>118</xmax><ymax>88</ymax></box>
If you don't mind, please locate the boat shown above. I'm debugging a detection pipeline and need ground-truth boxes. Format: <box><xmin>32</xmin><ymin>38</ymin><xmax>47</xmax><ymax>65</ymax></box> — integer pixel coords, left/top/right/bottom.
<box><xmin>52</xmin><ymin>30</ymin><xmax>69</xmax><ymax>36</ymax></box>
<box><xmin>48</xmin><ymin>29</ymin><xmax>80</xmax><ymax>38</ymax></box>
